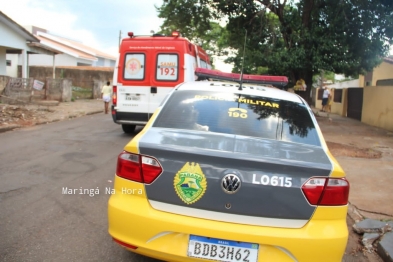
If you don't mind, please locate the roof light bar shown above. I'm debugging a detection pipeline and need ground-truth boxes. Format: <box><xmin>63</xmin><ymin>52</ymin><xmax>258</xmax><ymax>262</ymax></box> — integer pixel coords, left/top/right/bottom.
<box><xmin>195</xmin><ymin>68</ymin><xmax>288</xmax><ymax>87</ymax></box>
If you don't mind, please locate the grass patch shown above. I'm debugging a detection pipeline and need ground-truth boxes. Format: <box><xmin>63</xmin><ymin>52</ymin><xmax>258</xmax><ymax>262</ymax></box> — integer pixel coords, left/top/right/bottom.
<box><xmin>72</xmin><ymin>86</ymin><xmax>92</xmax><ymax>99</ymax></box>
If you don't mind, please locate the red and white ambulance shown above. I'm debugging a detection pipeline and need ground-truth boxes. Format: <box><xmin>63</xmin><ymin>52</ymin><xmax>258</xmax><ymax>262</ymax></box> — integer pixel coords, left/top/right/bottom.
<box><xmin>111</xmin><ymin>31</ymin><xmax>211</xmax><ymax>133</ymax></box>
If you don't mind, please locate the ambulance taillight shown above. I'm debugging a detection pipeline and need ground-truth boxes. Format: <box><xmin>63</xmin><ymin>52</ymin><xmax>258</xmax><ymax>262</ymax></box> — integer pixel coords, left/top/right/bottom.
<box><xmin>112</xmin><ymin>86</ymin><xmax>117</xmax><ymax>105</ymax></box>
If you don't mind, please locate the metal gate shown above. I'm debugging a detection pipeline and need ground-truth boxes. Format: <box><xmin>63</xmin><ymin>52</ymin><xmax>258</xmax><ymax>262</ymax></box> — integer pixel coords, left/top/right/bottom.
<box><xmin>347</xmin><ymin>88</ymin><xmax>363</xmax><ymax>120</ymax></box>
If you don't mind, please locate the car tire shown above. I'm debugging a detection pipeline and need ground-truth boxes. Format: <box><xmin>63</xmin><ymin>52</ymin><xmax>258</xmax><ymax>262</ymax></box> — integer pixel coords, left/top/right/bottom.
<box><xmin>122</xmin><ymin>124</ymin><xmax>136</xmax><ymax>134</ymax></box>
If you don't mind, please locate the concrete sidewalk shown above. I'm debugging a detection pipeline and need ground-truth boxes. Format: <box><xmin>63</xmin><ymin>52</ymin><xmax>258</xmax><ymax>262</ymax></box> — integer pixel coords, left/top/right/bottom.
<box><xmin>315</xmin><ymin>109</ymin><xmax>393</xmax><ymax>261</ymax></box>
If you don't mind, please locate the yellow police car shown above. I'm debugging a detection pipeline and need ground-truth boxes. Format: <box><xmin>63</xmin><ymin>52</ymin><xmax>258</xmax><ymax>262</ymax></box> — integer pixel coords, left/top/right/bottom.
<box><xmin>108</xmin><ymin>78</ymin><xmax>349</xmax><ymax>262</ymax></box>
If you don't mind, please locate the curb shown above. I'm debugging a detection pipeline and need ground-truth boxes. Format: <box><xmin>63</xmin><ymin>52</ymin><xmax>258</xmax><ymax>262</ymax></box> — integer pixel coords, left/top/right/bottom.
<box><xmin>87</xmin><ymin>110</ymin><xmax>104</xmax><ymax>115</ymax></box>
<box><xmin>0</xmin><ymin>124</ymin><xmax>22</xmax><ymax>133</ymax></box>
<box><xmin>347</xmin><ymin>203</ymin><xmax>365</xmax><ymax>222</ymax></box>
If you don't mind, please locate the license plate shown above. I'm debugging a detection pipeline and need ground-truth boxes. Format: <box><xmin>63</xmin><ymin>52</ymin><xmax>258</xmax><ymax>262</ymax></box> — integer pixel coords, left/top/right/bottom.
<box><xmin>188</xmin><ymin>235</ymin><xmax>259</xmax><ymax>262</ymax></box>
<box><xmin>125</xmin><ymin>94</ymin><xmax>140</xmax><ymax>101</ymax></box>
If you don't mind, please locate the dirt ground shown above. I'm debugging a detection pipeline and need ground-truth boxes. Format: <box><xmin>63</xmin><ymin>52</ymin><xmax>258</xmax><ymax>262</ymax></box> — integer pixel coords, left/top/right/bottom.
<box><xmin>0</xmin><ymin>104</ymin><xmax>52</xmax><ymax>127</ymax></box>
<box><xmin>315</xmin><ymin>112</ymin><xmax>392</xmax><ymax>262</ymax></box>
<box><xmin>0</xmin><ymin>100</ymin><xmax>390</xmax><ymax>261</ymax></box>
<box><xmin>0</xmin><ymin>99</ymin><xmax>104</xmax><ymax>129</ymax></box>
<box><xmin>344</xmin><ymin>215</ymin><xmax>383</xmax><ymax>262</ymax></box>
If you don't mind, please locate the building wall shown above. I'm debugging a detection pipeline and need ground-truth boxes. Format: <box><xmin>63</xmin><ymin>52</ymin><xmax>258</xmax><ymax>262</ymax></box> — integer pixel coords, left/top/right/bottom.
<box><xmin>91</xmin><ymin>57</ymin><xmax>116</xmax><ymax>67</ymax></box>
<box><xmin>359</xmin><ymin>75</ymin><xmax>365</xmax><ymax>87</ymax></box>
<box><xmin>0</xmin><ymin>47</ymin><xmax>6</xmax><ymax>75</ymax></box>
<box><xmin>362</xmin><ymin>86</ymin><xmax>393</xmax><ymax>131</ymax></box>
<box><xmin>6</xmin><ymin>54</ymin><xmax>18</xmax><ymax>77</ymax></box>
<box><xmin>95</xmin><ymin>57</ymin><xmax>105</xmax><ymax>66</ymax></box>
<box><xmin>25</xmin><ymin>66</ymin><xmax>114</xmax><ymax>83</ymax></box>
<box><xmin>371</xmin><ymin>61</ymin><xmax>393</xmax><ymax>86</ymax></box>
<box><xmin>359</xmin><ymin>61</ymin><xmax>393</xmax><ymax>87</ymax></box>
<box><xmin>315</xmin><ymin>87</ymin><xmax>347</xmax><ymax>116</ymax></box>
<box><xmin>330</xmin><ymin>88</ymin><xmax>347</xmax><ymax>116</ymax></box>
<box><xmin>28</xmin><ymin>54</ymin><xmax>77</xmax><ymax>66</ymax></box>
<box><xmin>76</xmin><ymin>57</ymin><xmax>94</xmax><ymax>66</ymax></box>
<box><xmin>315</xmin><ymin>85</ymin><xmax>393</xmax><ymax>131</ymax></box>
<box><xmin>0</xmin><ymin>22</ymin><xmax>28</xmax><ymax>49</ymax></box>
<box><xmin>327</xmin><ymin>79</ymin><xmax>360</xmax><ymax>89</ymax></box>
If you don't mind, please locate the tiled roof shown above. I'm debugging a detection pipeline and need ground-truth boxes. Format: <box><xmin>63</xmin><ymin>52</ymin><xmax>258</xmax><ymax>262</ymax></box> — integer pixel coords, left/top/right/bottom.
<box><xmin>36</xmin><ymin>35</ymin><xmax>97</xmax><ymax>61</ymax></box>
<box><xmin>57</xmin><ymin>36</ymin><xmax>116</xmax><ymax>60</ymax></box>
<box><xmin>36</xmin><ymin>31</ymin><xmax>116</xmax><ymax>60</ymax></box>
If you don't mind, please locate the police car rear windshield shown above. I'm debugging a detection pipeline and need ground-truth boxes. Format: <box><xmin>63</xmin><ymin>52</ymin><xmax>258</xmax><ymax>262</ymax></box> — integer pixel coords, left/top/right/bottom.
<box><xmin>153</xmin><ymin>90</ymin><xmax>320</xmax><ymax>146</ymax></box>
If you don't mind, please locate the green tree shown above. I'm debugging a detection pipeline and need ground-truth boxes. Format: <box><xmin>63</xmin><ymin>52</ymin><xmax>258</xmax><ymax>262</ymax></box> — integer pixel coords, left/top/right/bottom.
<box><xmin>157</xmin><ymin>0</ymin><xmax>228</xmax><ymax>64</ymax></box>
<box><xmin>156</xmin><ymin>0</ymin><xmax>393</xmax><ymax>102</ymax></box>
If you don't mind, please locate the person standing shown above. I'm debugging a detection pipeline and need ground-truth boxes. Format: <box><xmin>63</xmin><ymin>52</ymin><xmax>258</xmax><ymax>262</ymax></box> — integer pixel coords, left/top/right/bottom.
<box><xmin>321</xmin><ymin>86</ymin><xmax>330</xmax><ymax>112</ymax></box>
<box><xmin>101</xmin><ymin>81</ymin><xmax>111</xmax><ymax>114</ymax></box>
<box><xmin>327</xmin><ymin>91</ymin><xmax>333</xmax><ymax>113</ymax></box>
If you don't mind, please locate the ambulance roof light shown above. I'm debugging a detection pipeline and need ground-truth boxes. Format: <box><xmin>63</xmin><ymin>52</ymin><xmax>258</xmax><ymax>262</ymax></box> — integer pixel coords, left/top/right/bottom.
<box><xmin>172</xmin><ymin>31</ymin><xmax>180</xmax><ymax>37</ymax></box>
<box><xmin>128</xmin><ymin>32</ymin><xmax>134</xmax><ymax>38</ymax></box>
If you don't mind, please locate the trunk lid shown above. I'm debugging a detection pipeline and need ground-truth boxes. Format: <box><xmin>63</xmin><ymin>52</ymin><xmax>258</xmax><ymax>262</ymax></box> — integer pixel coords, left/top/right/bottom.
<box><xmin>138</xmin><ymin>128</ymin><xmax>332</xmax><ymax>225</ymax></box>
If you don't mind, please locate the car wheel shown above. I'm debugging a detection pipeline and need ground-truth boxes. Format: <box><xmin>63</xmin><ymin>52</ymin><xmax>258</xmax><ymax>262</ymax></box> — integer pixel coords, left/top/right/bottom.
<box><xmin>122</xmin><ymin>124</ymin><xmax>136</xmax><ymax>134</ymax></box>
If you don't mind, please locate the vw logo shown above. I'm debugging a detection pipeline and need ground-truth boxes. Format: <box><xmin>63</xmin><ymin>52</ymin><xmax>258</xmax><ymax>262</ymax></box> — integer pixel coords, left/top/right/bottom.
<box><xmin>221</xmin><ymin>174</ymin><xmax>241</xmax><ymax>194</ymax></box>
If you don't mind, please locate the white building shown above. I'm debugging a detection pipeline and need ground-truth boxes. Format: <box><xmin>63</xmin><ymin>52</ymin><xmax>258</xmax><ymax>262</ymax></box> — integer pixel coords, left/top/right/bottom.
<box><xmin>0</xmin><ymin>11</ymin><xmax>60</xmax><ymax>78</ymax></box>
<box><xmin>1</xmin><ymin>11</ymin><xmax>116</xmax><ymax>79</ymax></box>
<box><xmin>25</xmin><ymin>26</ymin><xmax>116</xmax><ymax>67</ymax></box>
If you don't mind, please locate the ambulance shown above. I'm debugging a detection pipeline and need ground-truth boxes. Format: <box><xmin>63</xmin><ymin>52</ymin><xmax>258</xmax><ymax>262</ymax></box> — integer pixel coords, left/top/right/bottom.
<box><xmin>111</xmin><ymin>31</ymin><xmax>212</xmax><ymax>133</ymax></box>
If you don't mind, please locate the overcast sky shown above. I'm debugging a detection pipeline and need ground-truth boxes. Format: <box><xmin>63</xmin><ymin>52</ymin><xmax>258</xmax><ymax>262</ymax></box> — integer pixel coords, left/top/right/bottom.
<box><xmin>0</xmin><ymin>0</ymin><xmax>164</xmax><ymax>56</ymax></box>
<box><xmin>0</xmin><ymin>0</ymin><xmax>233</xmax><ymax>71</ymax></box>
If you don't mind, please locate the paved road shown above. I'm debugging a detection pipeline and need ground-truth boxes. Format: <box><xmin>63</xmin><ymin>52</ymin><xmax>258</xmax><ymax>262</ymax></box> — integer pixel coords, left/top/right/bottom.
<box><xmin>1</xmin><ymin>109</ymin><xmax>387</xmax><ymax>262</ymax></box>
<box><xmin>0</xmin><ymin>114</ymin><xmax>160</xmax><ymax>261</ymax></box>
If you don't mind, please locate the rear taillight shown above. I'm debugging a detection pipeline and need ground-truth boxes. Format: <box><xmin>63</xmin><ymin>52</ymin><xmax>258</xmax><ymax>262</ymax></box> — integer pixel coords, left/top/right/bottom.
<box><xmin>116</xmin><ymin>151</ymin><xmax>162</xmax><ymax>184</ymax></box>
<box><xmin>112</xmin><ymin>85</ymin><xmax>117</xmax><ymax>105</ymax></box>
<box><xmin>117</xmin><ymin>152</ymin><xmax>142</xmax><ymax>182</ymax></box>
<box><xmin>302</xmin><ymin>177</ymin><xmax>349</xmax><ymax>206</ymax></box>
<box><xmin>141</xmin><ymin>156</ymin><xmax>162</xmax><ymax>183</ymax></box>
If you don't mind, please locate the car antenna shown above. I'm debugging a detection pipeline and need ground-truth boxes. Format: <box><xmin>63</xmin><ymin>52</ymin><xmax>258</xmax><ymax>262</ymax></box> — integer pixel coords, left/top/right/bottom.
<box><xmin>238</xmin><ymin>30</ymin><xmax>247</xmax><ymax>91</ymax></box>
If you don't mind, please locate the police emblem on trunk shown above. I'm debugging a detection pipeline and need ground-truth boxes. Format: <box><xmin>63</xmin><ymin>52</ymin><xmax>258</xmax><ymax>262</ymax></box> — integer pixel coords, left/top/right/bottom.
<box><xmin>174</xmin><ymin>162</ymin><xmax>207</xmax><ymax>204</ymax></box>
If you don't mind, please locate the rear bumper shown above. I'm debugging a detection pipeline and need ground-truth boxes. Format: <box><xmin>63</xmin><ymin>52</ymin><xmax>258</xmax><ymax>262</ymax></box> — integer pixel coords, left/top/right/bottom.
<box><xmin>108</xmin><ymin>176</ymin><xmax>348</xmax><ymax>262</ymax></box>
<box><xmin>111</xmin><ymin>105</ymin><xmax>149</xmax><ymax>125</ymax></box>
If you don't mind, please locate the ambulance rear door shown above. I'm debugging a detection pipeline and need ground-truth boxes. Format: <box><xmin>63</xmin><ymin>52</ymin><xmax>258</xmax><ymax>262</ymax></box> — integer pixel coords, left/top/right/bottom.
<box><xmin>117</xmin><ymin>44</ymin><xmax>151</xmax><ymax>123</ymax></box>
<box><xmin>148</xmin><ymin>41</ymin><xmax>186</xmax><ymax>116</ymax></box>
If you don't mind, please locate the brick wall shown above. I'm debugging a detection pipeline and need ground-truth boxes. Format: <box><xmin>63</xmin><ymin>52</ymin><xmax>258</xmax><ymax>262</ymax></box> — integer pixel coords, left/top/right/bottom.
<box><xmin>19</xmin><ymin>66</ymin><xmax>114</xmax><ymax>84</ymax></box>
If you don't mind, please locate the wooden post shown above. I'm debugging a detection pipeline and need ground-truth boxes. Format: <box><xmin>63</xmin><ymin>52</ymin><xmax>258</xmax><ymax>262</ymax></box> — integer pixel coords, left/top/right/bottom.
<box><xmin>44</xmin><ymin>78</ymin><xmax>48</xmax><ymax>100</ymax></box>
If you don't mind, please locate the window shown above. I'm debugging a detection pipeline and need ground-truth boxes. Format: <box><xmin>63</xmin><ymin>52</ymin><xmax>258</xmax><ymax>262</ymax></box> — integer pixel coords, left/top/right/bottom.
<box><xmin>200</xmin><ymin>59</ymin><xmax>208</xmax><ymax>68</ymax></box>
<box><xmin>6</xmin><ymin>60</ymin><xmax>11</xmax><ymax>66</ymax></box>
<box><xmin>334</xmin><ymin>89</ymin><xmax>342</xmax><ymax>103</ymax></box>
<box><xmin>154</xmin><ymin>90</ymin><xmax>320</xmax><ymax>146</ymax></box>
<box><xmin>124</xmin><ymin>53</ymin><xmax>145</xmax><ymax>80</ymax></box>
<box><xmin>156</xmin><ymin>54</ymin><xmax>178</xmax><ymax>81</ymax></box>
<box><xmin>376</xmin><ymin>79</ymin><xmax>393</xmax><ymax>86</ymax></box>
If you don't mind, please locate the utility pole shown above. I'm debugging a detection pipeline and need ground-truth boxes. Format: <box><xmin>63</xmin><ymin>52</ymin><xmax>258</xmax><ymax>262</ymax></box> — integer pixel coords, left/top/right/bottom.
<box><xmin>118</xmin><ymin>30</ymin><xmax>122</xmax><ymax>48</ymax></box>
